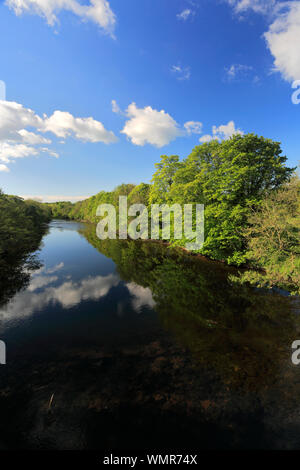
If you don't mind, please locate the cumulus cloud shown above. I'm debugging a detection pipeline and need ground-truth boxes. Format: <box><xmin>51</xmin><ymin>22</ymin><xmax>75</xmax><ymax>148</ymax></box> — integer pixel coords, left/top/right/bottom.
<box><xmin>0</xmin><ymin>81</ymin><xmax>6</xmax><ymax>101</ymax></box>
<box><xmin>177</xmin><ymin>8</ymin><xmax>193</xmax><ymax>21</ymax></box>
<box><xmin>0</xmin><ymin>100</ymin><xmax>42</xmax><ymax>141</ymax></box>
<box><xmin>199</xmin><ymin>134</ymin><xmax>215</xmax><ymax>143</ymax></box>
<box><xmin>0</xmin><ymin>142</ymin><xmax>39</xmax><ymax>163</ymax></box>
<box><xmin>121</xmin><ymin>103</ymin><xmax>184</xmax><ymax>147</ymax></box>
<box><xmin>45</xmin><ymin>262</ymin><xmax>65</xmax><ymax>274</ymax></box>
<box><xmin>120</xmin><ymin>102</ymin><xmax>206</xmax><ymax>147</ymax></box>
<box><xmin>200</xmin><ymin>120</ymin><xmax>244</xmax><ymax>143</ymax></box>
<box><xmin>17</xmin><ymin>129</ymin><xmax>51</xmax><ymax>145</ymax></box>
<box><xmin>28</xmin><ymin>275</ymin><xmax>59</xmax><ymax>292</ymax></box>
<box><xmin>0</xmin><ymin>273</ymin><xmax>120</xmax><ymax>320</ymax></box>
<box><xmin>171</xmin><ymin>64</ymin><xmax>191</xmax><ymax>81</ymax></box>
<box><xmin>213</xmin><ymin>120</ymin><xmax>244</xmax><ymax>139</ymax></box>
<box><xmin>5</xmin><ymin>0</ymin><xmax>116</xmax><ymax>36</ymax></box>
<box><xmin>184</xmin><ymin>121</ymin><xmax>203</xmax><ymax>134</ymax></box>
<box><xmin>264</xmin><ymin>2</ymin><xmax>300</xmax><ymax>82</ymax></box>
<box><xmin>42</xmin><ymin>110</ymin><xmax>118</xmax><ymax>143</ymax></box>
<box><xmin>126</xmin><ymin>282</ymin><xmax>156</xmax><ymax>312</ymax></box>
<box><xmin>0</xmin><ymin>164</ymin><xmax>9</xmax><ymax>172</ymax></box>
<box><xmin>111</xmin><ymin>99</ymin><xmax>123</xmax><ymax>114</ymax></box>
<box><xmin>225</xmin><ymin>63</ymin><xmax>254</xmax><ymax>81</ymax></box>
<box><xmin>0</xmin><ymin>99</ymin><xmax>117</xmax><ymax>169</ymax></box>
<box><xmin>0</xmin><ymin>100</ymin><xmax>51</xmax><ymax>166</ymax></box>
<box><xmin>20</xmin><ymin>194</ymin><xmax>91</xmax><ymax>202</ymax></box>
<box><xmin>226</xmin><ymin>1</ymin><xmax>300</xmax><ymax>83</ymax></box>
<box><xmin>226</xmin><ymin>0</ymin><xmax>276</xmax><ymax>15</ymax></box>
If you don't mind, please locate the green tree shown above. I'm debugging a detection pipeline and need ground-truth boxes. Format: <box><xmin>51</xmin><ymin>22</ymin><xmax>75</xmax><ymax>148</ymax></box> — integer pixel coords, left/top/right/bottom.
<box><xmin>232</xmin><ymin>175</ymin><xmax>300</xmax><ymax>294</ymax></box>
<box><xmin>149</xmin><ymin>155</ymin><xmax>182</xmax><ymax>204</ymax></box>
<box><xmin>153</xmin><ymin>135</ymin><xmax>295</xmax><ymax>263</ymax></box>
<box><xmin>0</xmin><ymin>190</ymin><xmax>50</xmax><ymax>303</ymax></box>
<box><xmin>128</xmin><ymin>183</ymin><xmax>150</xmax><ymax>207</ymax></box>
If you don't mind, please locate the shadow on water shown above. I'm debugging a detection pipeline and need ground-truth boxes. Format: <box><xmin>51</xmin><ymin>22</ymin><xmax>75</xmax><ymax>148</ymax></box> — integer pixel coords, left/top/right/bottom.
<box><xmin>0</xmin><ymin>220</ymin><xmax>300</xmax><ymax>450</ymax></box>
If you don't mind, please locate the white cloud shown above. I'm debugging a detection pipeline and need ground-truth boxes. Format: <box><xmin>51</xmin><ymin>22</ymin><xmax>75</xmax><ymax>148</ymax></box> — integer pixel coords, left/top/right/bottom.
<box><xmin>120</xmin><ymin>103</ymin><xmax>205</xmax><ymax>147</ymax></box>
<box><xmin>28</xmin><ymin>275</ymin><xmax>58</xmax><ymax>292</ymax></box>
<box><xmin>0</xmin><ymin>100</ymin><xmax>42</xmax><ymax>141</ymax></box>
<box><xmin>42</xmin><ymin>110</ymin><xmax>118</xmax><ymax>143</ymax></box>
<box><xmin>226</xmin><ymin>0</ymin><xmax>276</xmax><ymax>15</ymax></box>
<box><xmin>177</xmin><ymin>8</ymin><xmax>193</xmax><ymax>21</ymax></box>
<box><xmin>26</xmin><ymin>263</ymin><xmax>64</xmax><ymax>291</ymax></box>
<box><xmin>225</xmin><ymin>63</ymin><xmax>254</xmax><ymax>81</ymax></box>
<box><xmin>126</xmin><ymin>282</ymin><xmax>155</xmax><ymax>312</ymax></box>
<box><xmin>0</xmin><ymin>99</ymin><xmax>117</xmax><ymax>169</ymax></box>
<box><xmin>0</xmin><ymin>164</ymin><xmax>9</xmax><ymax>172</ymax></box>
<box><xmin>0</xmin><ymin>100</ymin><xmax>49</xmax><ymax>165</ymax></box>
<box><xmin>121</xmin><ymin>103</ymin><xmax>183</xmax><ymax>147</ymax></box>
<box><xmin>226</xmin><ymin>1</ymin><xmax>300</xmax><ymax>83</ymax></box>
<box><xmin>0</xmin><ymin>142</ymin><xmax>39</xmax><ymax>163</ymax></box>
<box><xmin>40</xmin><ymin>147</ymin><xmax>59</xmax><ymax>158</ymax></box>
<box><xmin>45</xmin><ymin>262</ymin><xmax>64</xmax><ymax>274</ymax></box>
<box><xmin>0</xmin><ymin>81</ymin><xmax>6</xmax><ymax>101</ymax></box>
<box><xmin>5</xmin><ymin>0</ymin><xmax>116</xmax><ymax>36</ymax></box>
<box><xmin>199</xmin><ymin>134</ymin><xmax>215</xmax><ymax>143</ymax></box>
<box><xmin>264</xmin><ymin>2</ymin><xmax>300</xmax><ymax>82</ymax></box>
<box><xmin>20</xmin><ymin>194</ymin><xmax>91</xmax><ymax>202</ymax></box>
<box><xmin>0</xmin><ymin>273</ymin><xmax>120</xmax><ymax>320</ymax></box>
<box><xmin>184</xmin><ymin>121</ymin><xmax>203</xmax><ymax>134</ymax></box>
<box><xmin>17</xmin><ymin>129</ymin><xmax>51</xmax><ymax>145</ymax></box>
<box><xmin>213</xmin><ymin>120</ymin><xmax>244</xmax><ymax>139</ymax></box>
<box><xmin>200</xmin><ymin>120</ymin><xmax>244</xmax><ymax>143</ymax></box>
<box><xmin>171</xmin><ymin>64</ymin><xmax>191</xmax><ymax>81</ymax></box>
<box><xmin>111</xmin><ymin>99</ymin><xmax>122</xmax><ymax>114</ymax></box>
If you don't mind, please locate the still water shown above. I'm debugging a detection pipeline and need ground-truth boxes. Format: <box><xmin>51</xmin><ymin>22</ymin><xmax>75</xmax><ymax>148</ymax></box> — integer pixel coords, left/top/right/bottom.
<box><xmin>0</xmin><ymin>220</ymin><xmax>300</xmax><ymax>450</ymax></box>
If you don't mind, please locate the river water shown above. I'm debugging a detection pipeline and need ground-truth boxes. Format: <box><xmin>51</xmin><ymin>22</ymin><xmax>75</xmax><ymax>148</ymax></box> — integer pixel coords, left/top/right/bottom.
<box><xmin>0</xmin><ymin>220</ymin><xmax>300</xmax><ymax>450</ymax></box>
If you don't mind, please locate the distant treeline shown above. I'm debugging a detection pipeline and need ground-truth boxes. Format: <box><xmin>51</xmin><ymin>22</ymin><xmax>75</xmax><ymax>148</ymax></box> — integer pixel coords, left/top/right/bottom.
<box><xmin>33</xmin><ymin>134</ymin><xmax>300</xmax><ymax>293</ymax></box>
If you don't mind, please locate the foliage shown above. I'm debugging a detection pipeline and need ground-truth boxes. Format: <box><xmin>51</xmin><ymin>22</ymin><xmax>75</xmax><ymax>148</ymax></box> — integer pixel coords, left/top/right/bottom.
<box><xmin>128</xmin><ymin>183</ymin><xmax>150</xmax><ymax>206</ymax></box>
<box><xmin>150</xmin><ymin>134</ymin><xmax>295</xmax><ymax>263</ymax></box>
<box><xmin>47</xmin><ymin>183</ymin><xmax>137</xmax><ymax>223</ymax></box>
<box><xmin>0</xmin><ymin>192</ymin><xmax>51</xmax><ymax>305</ymax></box>
<box><xmin>149</xmin><ymin>155</ymin><xmax>182</xmax><ymax>204</ymax></box>
<box><xmin>45</xmin><ymin>134</ymin><xmax>297</xmax><ymax>292</ymax></box>
<box><xmin>0</xmin><ymin>192</ymin><xmax>51</xmax><ymax>263</ymax></box>
<box><xmin>231</xmin><ymin>176</ymin><xmax>300</xmax><ymax>294</ymax></box>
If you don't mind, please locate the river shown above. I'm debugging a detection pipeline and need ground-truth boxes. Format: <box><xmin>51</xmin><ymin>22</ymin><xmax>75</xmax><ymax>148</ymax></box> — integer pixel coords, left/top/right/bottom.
<box><xmin>0</xmin><ymin>220</ymin><xmax>300</xmax><ymax>450</ymax></box>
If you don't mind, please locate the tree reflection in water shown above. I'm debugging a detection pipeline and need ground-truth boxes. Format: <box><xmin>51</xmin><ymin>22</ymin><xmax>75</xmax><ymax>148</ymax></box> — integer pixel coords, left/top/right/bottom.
<box><xmin>82</xmin><ymin>224</ymin><xmax>300</xmax><ymax>393</ymax></box>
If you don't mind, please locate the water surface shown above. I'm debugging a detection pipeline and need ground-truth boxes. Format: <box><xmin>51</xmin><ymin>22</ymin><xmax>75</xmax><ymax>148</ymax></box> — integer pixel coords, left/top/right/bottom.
<box><xmin>0</xmin><ymin>220</ymin><xmax>300</xmax><ymax>450</ymax></box>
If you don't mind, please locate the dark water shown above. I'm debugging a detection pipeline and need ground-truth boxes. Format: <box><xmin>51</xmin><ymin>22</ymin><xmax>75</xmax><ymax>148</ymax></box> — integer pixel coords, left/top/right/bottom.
<box><xmin>0</xmin><ymin>220</ymin><xmax>300</xmax><ymax>450</ymax></box>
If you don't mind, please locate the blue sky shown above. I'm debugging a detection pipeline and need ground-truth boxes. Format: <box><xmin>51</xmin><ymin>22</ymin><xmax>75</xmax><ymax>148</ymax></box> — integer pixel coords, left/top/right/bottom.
<box><xmin>0</xmin><ymin>0</ymin><xmax>299</xmax><ymax>201</ymax></box>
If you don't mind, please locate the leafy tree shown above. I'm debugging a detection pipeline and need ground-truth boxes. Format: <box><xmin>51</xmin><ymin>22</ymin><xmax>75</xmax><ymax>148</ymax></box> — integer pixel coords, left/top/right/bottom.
<box><xmin>128</xmin><ymin>183</ymin><xmax>150</xmax><ymax>207</ymax></box>
<box><xmin>0</xmin><ymin>190</ymin><xmax>50</xmax><ymax>303</ymax></box>
<box><xmin>231</xmin><ymin>175</ymin><xmax>300</xmax><ymax>294</ymax></box>
<box><xmin>150</xmin><ymin>135</ymin><xmax>295</xmax><ymax>263</ymax></box>
<box><xmin>149</xmin><ymin>155</ymin><xmax>182</xmax><ymax>204</ymax></box>
<box><xmin>44</xmin><ymin>134</ymin><xmax>296</xmax><ymax>289</ymax></box>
